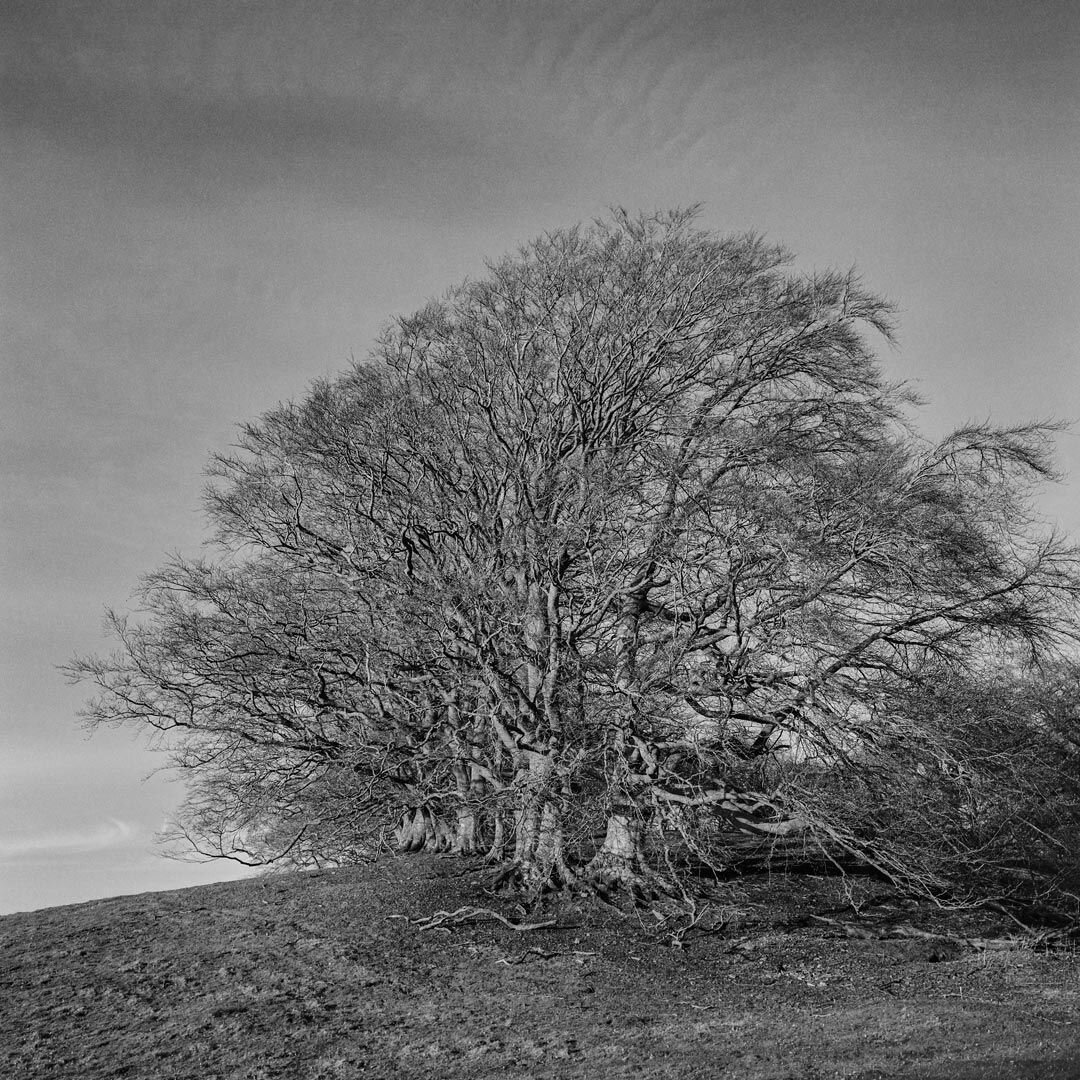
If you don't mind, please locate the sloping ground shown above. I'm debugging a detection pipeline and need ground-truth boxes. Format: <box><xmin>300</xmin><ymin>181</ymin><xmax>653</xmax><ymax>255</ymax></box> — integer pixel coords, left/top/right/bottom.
<box><xmin>2</xmin><ymin>856</ymin><xmax>1079</xmax><ymax>1079</ymax></box>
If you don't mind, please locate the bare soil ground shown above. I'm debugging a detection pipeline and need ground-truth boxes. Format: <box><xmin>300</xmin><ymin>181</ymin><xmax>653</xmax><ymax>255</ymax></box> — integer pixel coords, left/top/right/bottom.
<box><xmin>2</xmin><ymin>855</ymin><xmax>1079</xmax><ymax>1079</ymax></box>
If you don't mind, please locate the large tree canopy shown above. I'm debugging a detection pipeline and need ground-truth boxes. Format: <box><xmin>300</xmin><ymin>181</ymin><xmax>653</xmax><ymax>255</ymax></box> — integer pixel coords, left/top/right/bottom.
<box><xmin>71</xmin><ymin>210</ymin><xmax>1080</xmax><ymax>905</ymax></box>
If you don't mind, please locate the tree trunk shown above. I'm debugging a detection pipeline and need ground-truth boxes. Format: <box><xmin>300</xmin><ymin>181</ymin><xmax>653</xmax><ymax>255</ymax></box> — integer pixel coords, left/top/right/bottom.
<box><xmin>505</xmin><ymin>752</ymin><xmax>576</xmax><ymax>891</ymax></box>
<box><xmin>395</xmin><ymin>806</ymin><xmax>455</xmax><ymax>853</ymax></box>
<box><xmin>452</xmin><ymin>806</ymin><xmax>480</xmax><ymax>855</ymax></box>
<box><xmin>584</xmin><ymin>807</ymin><xmax>656</xmax><ymax>897</ymax></box>
<box><xmin>450</xmin><ymin>761</ymin><xmax>482</xmax><ymax>855</ymax></box>
<box><xmin>486</xmin><ymin>808</ymin><xmax>507</xmax><ymax>862</ymax></box>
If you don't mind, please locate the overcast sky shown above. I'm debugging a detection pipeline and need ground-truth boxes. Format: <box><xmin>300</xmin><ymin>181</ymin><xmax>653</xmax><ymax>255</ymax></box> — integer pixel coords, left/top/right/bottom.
<box><xmin>2</xmin><ymin>0</ymin><xmax>1078</xmax><ymax>914</ymax></box>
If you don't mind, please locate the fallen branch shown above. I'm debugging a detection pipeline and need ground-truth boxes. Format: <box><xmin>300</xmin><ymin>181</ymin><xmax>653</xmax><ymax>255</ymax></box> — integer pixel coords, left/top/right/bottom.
<box><xmin>390</xmin><ymin>906</ymin><xmax>559</xmax><ymax>933</ymax></box>
<box><xmin>496</xmin><ymin>948</ymin><xmax>597</xmax><ymax>966</ymax></box>
<box><xmin>651</xmin><ymin>902</ymin><xmax>733</xmax><ymax>949</ymax></box>
<box><xmin>808</xmin><ymin>914</ymin><xmax>1075</xmax><ymax>951</ymax></box>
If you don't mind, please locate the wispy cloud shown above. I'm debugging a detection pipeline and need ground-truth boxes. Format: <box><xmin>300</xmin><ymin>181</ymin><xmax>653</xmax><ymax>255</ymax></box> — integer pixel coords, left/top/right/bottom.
<box><xmin>0</xmin><ymin>819</ymin><xmax>137</xmax><ymax>861</ymax></box>
<box><xmin>0</xmin><ymin>0</ymin><xmax>747</xmax><ymax>216</ymax></box>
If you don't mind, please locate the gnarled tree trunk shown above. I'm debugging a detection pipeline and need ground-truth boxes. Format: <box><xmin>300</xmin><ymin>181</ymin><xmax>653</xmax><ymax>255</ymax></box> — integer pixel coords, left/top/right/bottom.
<box><xmin>395</xmin><ymin>805</ymin><xmax>455</xmax><ymax>852</ymax></box>
<box><xmin>508</xmin><ymin>751</ymin><xmax>576</xmax><ymax>891</ymax></box>
<box><xmin>585</xmin><ymin>797</ymin><xmax>663</xmax><ymax>899</ymax></box>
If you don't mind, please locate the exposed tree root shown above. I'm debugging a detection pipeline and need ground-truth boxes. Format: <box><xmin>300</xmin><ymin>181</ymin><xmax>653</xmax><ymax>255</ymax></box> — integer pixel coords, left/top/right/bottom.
<box><xmin>484</xmin><ymin>854</ymin><xmax>578</xmax><ymax>899</ymax></box>
<box><xmin>584</xmin><ymin>852</ymin><xmax>673</xmax><ymax>908</ymax></box>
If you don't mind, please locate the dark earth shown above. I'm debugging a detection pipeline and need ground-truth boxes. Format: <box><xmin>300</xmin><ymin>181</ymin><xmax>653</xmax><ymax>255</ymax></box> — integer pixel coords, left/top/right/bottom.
<box><xmin>3</xmin><ymin>855</ymin><xmax>1079</xmax><ymax>1078</ymax></box>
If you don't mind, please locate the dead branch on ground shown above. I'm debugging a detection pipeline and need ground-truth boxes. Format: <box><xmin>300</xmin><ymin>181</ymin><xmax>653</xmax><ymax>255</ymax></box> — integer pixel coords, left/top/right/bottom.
<box><xmin>808</xmin><ymin>914</ymin><xmax>1078</xmax><ymax>951</ymax></box>
<box><xmin>389</xmin><ymin>905</ymin><xmax>559</xmax><ymax>932</ymax></box>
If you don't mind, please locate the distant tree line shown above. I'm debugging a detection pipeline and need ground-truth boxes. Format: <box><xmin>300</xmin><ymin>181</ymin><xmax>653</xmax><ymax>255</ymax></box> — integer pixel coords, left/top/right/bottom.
<box><xmin>70</xmin><ymin>210</ymin><xmax>1080</xmax><ymax>908</ymax></box>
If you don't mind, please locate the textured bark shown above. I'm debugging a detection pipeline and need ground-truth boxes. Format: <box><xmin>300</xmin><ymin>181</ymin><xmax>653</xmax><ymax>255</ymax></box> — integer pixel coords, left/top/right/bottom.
<box><xmin>451</xmin><ymin>808</ymin><xmax>480</xmax><ymax>855</ymax></box>
<box><xmin>503</xmin><ymin>754</ymin><xmax>575</xmax><ymax>890</ymax></box>
<box><xmin>449</xmin><ymin>761</ymin><xmax>482</xmax><ymax>855</ymax></box>
<box><xmin>395</xmin><ymin>806</ymin><xmax>455</xmax><ymax>853</ymax></box>
<box><xmin>585</xmin><ymin>810</ymin><xmax>657</xmax><ymax>897</ymax></box>
<box><xmin>485</xmin><ymin>809</ymin><xmax>507</xmax><ymax>862</ymax></box>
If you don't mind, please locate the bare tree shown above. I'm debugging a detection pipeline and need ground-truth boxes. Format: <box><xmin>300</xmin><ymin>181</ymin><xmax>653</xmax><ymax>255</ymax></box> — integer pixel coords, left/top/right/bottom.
<box><xmin>70</xmin><ymin>209</ymin><xmax>1080</xmax><ymax>905</ymax></box>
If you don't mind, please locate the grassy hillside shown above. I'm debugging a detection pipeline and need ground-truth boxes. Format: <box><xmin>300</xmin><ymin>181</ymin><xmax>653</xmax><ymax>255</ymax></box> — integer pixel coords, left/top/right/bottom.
<box><xmin>2</xmin><ymin>856</ymin><xmax>1079</xmax><ymax>1079</ymax></box>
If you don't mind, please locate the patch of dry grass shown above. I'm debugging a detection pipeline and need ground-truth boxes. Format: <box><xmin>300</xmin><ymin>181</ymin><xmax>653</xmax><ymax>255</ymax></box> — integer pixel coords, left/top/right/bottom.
<box><xmin>2</xmin><ymin>857</ymin><xmax>1079</xmax><ymax>1078</ymax></box>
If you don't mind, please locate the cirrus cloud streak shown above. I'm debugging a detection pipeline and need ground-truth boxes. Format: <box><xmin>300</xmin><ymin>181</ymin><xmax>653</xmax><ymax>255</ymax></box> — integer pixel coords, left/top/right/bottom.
<box><xmin>0</xmin><ymin>819</ymin><xmax>137</xmax><ymax>862</ymax></box>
